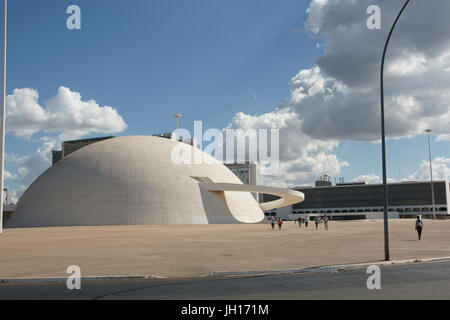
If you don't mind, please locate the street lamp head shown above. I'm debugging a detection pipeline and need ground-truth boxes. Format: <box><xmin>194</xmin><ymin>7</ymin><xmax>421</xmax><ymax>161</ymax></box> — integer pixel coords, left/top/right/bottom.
<box><xmin>425</xmin><ymin>129</ymin><xmax>431</xmax><ymax>133</ymax></box>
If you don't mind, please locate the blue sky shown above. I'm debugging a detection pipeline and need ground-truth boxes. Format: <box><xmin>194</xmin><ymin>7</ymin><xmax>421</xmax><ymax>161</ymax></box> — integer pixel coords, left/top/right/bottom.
<box><xmin>6</xmin><ymin>0</ymin><xmax>317</xmax><ymax>132</ymax></box>
<box><xmin>2</xmin><ymin>0</ymin><xmax>450</xmax><ymax>199</ymax></box>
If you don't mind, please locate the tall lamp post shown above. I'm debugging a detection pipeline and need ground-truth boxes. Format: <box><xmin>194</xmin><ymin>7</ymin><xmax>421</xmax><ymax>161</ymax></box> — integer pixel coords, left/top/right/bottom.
<box><xmin>425</xmin><ymin>129</ymin><xmax>436</xmax><ymax>219</ymax></box>
<box><xmin>174</xmin><ymin>113</ymin><xmax>182</xmax><ymax>130</ymax></box>
<box><xmin>380</xmin><ymin>0</ymin><xmax>410</xmax><ymax>261</ymax></box>
<box><xmin>0</xmin><ymin>0</ymin><xmax>6</xmax><ymax>234</ymax></box>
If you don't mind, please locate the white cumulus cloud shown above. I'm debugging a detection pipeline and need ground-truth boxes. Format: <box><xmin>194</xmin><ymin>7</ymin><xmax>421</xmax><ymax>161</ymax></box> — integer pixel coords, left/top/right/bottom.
<box><xmin>5</xmin><ymin>87</ymin><xmax>127</xmax><ymax>200</ymax></box>
<box><xmin>352</xmin><ymin>174</ymin><xmax>381</xmax><ymax>185</ymax></box>
<box><xmin>295</xmin><ymin>0</ymin><xmax>450</xmax><ymax>141</ymax></box>
<box><xmin>6</xmin><ymin>86</ymin><xmax>127</xmax><ymax>139</ymax></box>
<box><xmin>407</xmin><ymin>157</ymin><xmax>450</xmax><ymax>181</ymax></box>
<box><xmin>226</xmin><ymin>108</ymin><xmax>348</xmax><ymax>187</ymax></box>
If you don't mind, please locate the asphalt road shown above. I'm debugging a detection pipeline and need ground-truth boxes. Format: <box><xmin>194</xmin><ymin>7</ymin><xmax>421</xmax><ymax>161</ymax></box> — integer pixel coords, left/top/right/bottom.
<box><xmin>1</xmin><ymin>261</ymin><xmax>450</xmax><ymax>300</ymax></box>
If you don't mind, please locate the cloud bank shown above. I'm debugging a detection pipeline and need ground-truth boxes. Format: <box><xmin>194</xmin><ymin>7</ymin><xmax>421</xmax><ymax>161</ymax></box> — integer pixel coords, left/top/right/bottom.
<box><xmin>226</xmin><ymin>0</ymin><xmax>450</xmax><ymax>186</ymax></box>
<box><xmin>6</xmin><ymin>86</ymin><xmax>126</xmax><ymax>139</ymax></box>
<box><xmin>5</xmin><ymin>87</ymin><xmax>127</xmax><ymax>201</ymax></box>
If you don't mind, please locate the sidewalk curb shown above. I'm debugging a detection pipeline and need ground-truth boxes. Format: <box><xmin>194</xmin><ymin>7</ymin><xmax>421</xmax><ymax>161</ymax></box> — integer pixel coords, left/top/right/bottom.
<box><xmin>0</xmin><ymin>275</ymin><xmax>163</xmax><ymax>284</ymax></box>
<box><xmin>2</xmin><ymin>256</ymin><xmax>450</xmax><ymax>283</ymax></box>
<box><xmin>206</xmin><ymin>256</ymin><xmax>450</xmax><ymax>277</ymax></box>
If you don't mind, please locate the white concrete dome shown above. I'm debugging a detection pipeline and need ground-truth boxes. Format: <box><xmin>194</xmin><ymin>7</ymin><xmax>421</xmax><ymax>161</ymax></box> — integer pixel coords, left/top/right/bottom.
<box><xmin>8</xmin><ymin>136</ymin><xmax>265</xmax><ymax>227</ymax></box>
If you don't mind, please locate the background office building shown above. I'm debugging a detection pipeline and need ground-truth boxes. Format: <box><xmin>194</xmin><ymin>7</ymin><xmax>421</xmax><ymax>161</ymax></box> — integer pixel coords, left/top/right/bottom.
<box><xmin>262</xmin><ymin>179</ymin><xmax>449</xmax><ymax>220</ymax></box>
<box><xmin>52</xmin><ymin>136</ymin><xmax>114</xmax><ymax>165</ymax></box>
<box><xmin>224</xmin><ymin>163</ymin><xmax>258</xmax><ymax>201</ymax></box>
<box><xmin>1</xmin><ymin>189</ymin><xmax>16</xmax><ymax>226</ymax></box>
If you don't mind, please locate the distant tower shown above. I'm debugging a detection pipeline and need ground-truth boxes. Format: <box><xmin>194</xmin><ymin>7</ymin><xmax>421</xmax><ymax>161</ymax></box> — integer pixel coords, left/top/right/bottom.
<box><xmin>315</xmin><ymin>174</ymin><xmax>332</xmax><ymax>187</ymax></box>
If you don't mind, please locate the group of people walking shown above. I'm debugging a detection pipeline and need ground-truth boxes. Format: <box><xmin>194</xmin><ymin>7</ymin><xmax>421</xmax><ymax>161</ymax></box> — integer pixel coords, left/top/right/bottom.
<box><xmin>270</xmin><ymin>215</ymin><xmax>329</xmax><ymax>231</ymax></box>
<box><xmin>301</xmin><ymin>216</ymin><xmax>329</xmax><ymax>230</ymax></box>
<box><xmin>271</xmin><ymin>214</ymin><xmax>425</xmax><ymax>241</ymax></box>
<box><xmin>270</xmin><ymin>217</ymin><xmax>283</xmax><ymax>230</ymax></box>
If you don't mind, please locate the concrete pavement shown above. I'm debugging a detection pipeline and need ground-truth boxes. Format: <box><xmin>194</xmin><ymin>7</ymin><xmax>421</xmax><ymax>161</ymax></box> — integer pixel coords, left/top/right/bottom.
<box><xmin>1</xmin><ymin>219</ymin><xmax>450</xmax><ymax>279</ymax></box>
<box><xmin>1</xmin><ymin>260</ymin><xmax>450</xmax><ymax>299</ymax></box>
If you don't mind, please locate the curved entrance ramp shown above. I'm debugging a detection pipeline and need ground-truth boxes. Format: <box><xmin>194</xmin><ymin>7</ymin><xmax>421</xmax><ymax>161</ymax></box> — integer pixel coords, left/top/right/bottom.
<box><xmin>192</xmin><ymin>177</ymin><xmax>305</xmax><ymax>211</ymax></box>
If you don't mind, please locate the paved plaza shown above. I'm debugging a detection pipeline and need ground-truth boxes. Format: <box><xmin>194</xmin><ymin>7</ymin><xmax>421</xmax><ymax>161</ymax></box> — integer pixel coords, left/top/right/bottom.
<box><xmin>1</xmin><ymin>219</ymin><xmax>450</xmax><ymax>279</ymax></box>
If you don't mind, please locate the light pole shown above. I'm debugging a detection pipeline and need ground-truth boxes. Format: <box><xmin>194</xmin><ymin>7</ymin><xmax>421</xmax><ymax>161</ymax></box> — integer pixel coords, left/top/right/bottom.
<box><xmin>0</xmin><ymin>0</ymin><xmax>6</xmax><ymax>234</ymax></box>
<box><xmin>380</xmin><ymin>0</ymin><xmax>410</xmax><ymax>261</ymax></box>
<box><xmin>174</xmin><ymin>113</ymin><xmax>182</xmax><ymax>130</ymax></box>
<box><xmin>425</xmin><ymin>129</ymin><xmax>436</xmax><ymax>219</ymax></box>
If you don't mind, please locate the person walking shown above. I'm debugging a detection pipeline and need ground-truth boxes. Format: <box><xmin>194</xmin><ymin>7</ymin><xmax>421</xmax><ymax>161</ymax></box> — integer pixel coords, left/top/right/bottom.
<box><xmin>415</xmin><ymin>215</ymin><xmax>424</xmax><ymax>240</ymax></box>
<box><xmin>314</xmin><ymin>216</ymin><xmax>319</xmax><ymax>230</ymax></box>
<box><xmin>304</xmin><ymin>217</ymin><xmax>308</xmax><ymax>228</ymax></box>
<box><xmin>298</xmin><ymin>217</ymin><xmax>302</xmax><ymax>228</ymax></box>
<box><xmin>270</xmin><ymin>217</ymin><xmax>276</xmax><ymax>231</ymax></box>
<box><xmin>324</xmin><ymin>215</ymin><xmax>329</xmax><ymax>231</ymax></box>
<box><xmin>277</xmin><ymin>217</ymin><xmax>283</xmax><ymax>231</ymax></box>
